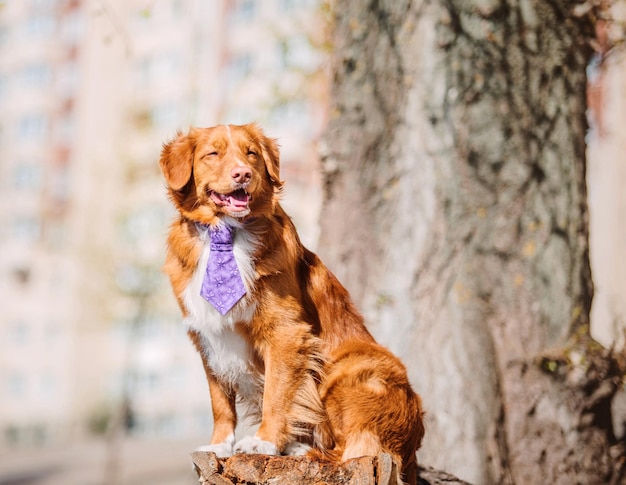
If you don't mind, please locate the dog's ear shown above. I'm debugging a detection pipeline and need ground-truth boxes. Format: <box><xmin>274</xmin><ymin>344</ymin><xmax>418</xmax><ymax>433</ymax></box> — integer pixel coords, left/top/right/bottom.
<box><xmin>258</xmin><ymin>131</ymin><xmax>284</xmax><ymax>189</ymax></box>
<box><xmin>160</xmin><ymin>131</ymin><xmax>195</xmax><ymax>191</ymax></box>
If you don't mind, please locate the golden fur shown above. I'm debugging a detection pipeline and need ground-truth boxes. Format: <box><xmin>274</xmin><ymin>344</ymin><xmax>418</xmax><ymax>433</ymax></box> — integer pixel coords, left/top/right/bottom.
<box><xmin>159</xmin><ymin>123</ymin><xmax>424</xmax><ymax>484</ymax></box>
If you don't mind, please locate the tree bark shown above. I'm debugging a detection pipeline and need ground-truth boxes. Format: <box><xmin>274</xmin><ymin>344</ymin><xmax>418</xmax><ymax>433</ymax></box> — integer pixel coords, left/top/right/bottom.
<box><xmin>319</xmin><ymin>1</ymin><xmax>625</xmax><ymax>483</ymax></box>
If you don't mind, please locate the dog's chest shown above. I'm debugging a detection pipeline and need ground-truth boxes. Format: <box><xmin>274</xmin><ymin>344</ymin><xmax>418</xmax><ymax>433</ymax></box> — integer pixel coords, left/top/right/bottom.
<box><xmin>182</xmin><ymin>225</ymin><xmax>259</xmax><ymax>393</ymax></box>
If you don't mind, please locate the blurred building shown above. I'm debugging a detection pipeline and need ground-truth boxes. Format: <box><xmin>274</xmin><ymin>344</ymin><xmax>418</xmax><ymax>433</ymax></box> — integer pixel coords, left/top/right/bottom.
<box><xmin>0</xmin><ymin>0</ymin><xmax>326</xmax><ymax>449</ymax></box>
<box><xmin>0</xmin><ymin>0</ymin><xmax>89</xmax><ymax>448</ymax></box>
<box><xmin>587</xmin><ymin>1</ymin><xmax>626</xmax><ymax>349</ymax></box>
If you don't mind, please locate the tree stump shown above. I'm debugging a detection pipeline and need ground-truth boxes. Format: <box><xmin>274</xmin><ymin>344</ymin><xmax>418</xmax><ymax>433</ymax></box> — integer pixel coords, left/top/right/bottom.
<box><xmin>191</xmin><ymin>452</ymin><xmax>473</xmax><ymax>485</ymax></box>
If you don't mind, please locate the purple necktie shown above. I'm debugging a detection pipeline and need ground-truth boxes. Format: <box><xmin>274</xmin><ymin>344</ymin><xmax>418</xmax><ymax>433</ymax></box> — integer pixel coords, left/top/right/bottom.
<box><xmin>200</xmin><ymin>225</ymin><xmax>246</xmax><ymax>315</ymax></box>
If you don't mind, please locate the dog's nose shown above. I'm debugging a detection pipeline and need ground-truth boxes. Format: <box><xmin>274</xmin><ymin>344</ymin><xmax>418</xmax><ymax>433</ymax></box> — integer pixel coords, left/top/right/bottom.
<box><xmin>231</xmin><ymin>166</ymin><xmax>252</xmax><ymax>184</ymax></box>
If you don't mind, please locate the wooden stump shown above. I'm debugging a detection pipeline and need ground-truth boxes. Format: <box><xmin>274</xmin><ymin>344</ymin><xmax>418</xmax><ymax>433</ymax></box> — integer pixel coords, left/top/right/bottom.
<box><xmin>191</xmin><ymin>452</ymin><xmax>473</xmax><ymax>485</ymax></box>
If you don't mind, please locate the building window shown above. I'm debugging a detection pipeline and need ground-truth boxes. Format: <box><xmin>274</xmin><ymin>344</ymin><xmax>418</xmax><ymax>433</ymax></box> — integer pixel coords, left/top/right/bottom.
<box><xmin>0</xmin><ymin>25</ymin><xmax>8</xmax><ymax>47</ymax></box>
<box><xmin>24</xmin><ymin>14</ymin><xmax>56</xmax><ymax>37</ymax></box>
<box><xmin>12</xmin><ymin>216</ymin><xmax>41</xmax><ymax>243</ymax></box>
<box><xmin>13</xmin><ymin>163</ymin><xmax>43</xmax><ymax>190</ymax></box>
<box><xmin>10</xmin><ymin>320</ymin><xmax>30</xmax><ymax>345</ymax></box>
<box><xmin>0</xmin><ymin>73</ymin><xmax>7</xmax><ymax>100</ymax></box>
<box><xmin>7</xmin><ymin>372</ymin><xmax>26</xmax><ymax>398</ymax></box>
<box><xmin>230</xmin><ymin>0</ymin><xmax>256</xmax><ymax>23</ymax></box>
<box><xmin>21</xmin><ymin>63</ymin><xmax>52</xmax><ymax>88</ymax></box>
<box><xmin>279</xmin><ymin>0</ymin><xmax>315</xmax><ymax>10</ymax></box>
<box><xmin>279</xmin><ymin>0</ymin><xmax>298</xmax><ymax>10</ymax></box>
<box><xmin>17</xmin><ymin>114</ymin><xmax>48</xmax><ymax>140</ymax></box>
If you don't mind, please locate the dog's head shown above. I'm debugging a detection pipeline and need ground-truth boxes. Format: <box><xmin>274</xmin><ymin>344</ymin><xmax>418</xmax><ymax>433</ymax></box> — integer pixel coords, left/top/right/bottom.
<box><xmin>160</xmin><ymin>123</ymin><xmax>282</xmax><ymax>224</ymax></box>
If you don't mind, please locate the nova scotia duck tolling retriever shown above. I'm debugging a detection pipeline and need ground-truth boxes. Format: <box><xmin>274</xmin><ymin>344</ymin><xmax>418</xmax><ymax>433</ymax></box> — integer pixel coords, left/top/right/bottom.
<box><xmin>159</xmin><ymin>123</ymin><xmax>424</xmax><ymax>484</ymax></box>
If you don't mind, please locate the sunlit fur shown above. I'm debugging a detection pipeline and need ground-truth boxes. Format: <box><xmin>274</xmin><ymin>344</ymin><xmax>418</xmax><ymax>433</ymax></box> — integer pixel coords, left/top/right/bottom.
<box><xmin>160</xmin><ymin>123</ymin><xmax>425</xmax><ymax>485</ymax></box>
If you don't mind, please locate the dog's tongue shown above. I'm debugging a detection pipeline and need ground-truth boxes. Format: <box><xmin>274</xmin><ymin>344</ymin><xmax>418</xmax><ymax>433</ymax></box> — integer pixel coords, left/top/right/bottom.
<box><xmin>210</xmin><ymin>189</ymin><xmax>250</xmax><ymax>211</ymax></box>
<box><xmin>228</xmin><ymin>189</ymin><xmax>249</xmax><ymax>208</ymax></box>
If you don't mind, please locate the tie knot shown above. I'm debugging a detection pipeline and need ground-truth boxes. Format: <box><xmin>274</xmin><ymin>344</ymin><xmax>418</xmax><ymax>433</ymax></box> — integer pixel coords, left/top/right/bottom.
<box><xmin>209</xmin><ymin>225</ymin><xmax>234</xmax><ymax>250</ymax></box>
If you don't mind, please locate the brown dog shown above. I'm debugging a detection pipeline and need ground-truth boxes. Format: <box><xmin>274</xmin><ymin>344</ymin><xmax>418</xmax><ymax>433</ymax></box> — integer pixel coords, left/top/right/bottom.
<box><xmin>160</xmin><ymin>123</ymin><xmax>424</xmax><ymax>484</ymax></box>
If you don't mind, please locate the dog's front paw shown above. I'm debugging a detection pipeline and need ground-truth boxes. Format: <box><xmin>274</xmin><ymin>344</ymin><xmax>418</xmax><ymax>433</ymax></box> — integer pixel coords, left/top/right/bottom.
<box><xmin>234</xmin><ymin>436</ymin><xmax>279</xmax><ymax>455</ymax></box>
<box><xmin>283</xmin><ymin>441</ymin><xmax>311</xmax><ymax>456</ymax></box>
<box><xmin>195</xmin><ymin>441</ymin><xmax>234</xmax><ymax>458</ymax></box>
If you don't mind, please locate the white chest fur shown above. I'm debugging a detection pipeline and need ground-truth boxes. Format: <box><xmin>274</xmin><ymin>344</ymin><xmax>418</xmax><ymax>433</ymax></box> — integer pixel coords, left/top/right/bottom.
<box><xmin>182</xmin><ymin>223</ymin><xmax>260</xmax><ymax>398</ymax></box>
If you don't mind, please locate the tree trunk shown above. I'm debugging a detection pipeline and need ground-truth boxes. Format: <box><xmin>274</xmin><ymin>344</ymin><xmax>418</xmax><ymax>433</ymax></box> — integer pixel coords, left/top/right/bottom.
<box><xmin>318</xmin><ymin>1</ymin><xmax>625</xmax><ymax>483</ymax></box>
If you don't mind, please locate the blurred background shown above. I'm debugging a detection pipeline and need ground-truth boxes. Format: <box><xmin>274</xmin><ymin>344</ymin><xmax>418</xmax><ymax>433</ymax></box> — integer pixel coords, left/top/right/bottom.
<box><xmin>0</xmin><ymin>0</ymin><xmax>624</xmax><ymax>484</ymax></box>
<box><xmin>0</xmin><ymin>0</ymin><xmax>328</xmax><ymax>483</ymax></box>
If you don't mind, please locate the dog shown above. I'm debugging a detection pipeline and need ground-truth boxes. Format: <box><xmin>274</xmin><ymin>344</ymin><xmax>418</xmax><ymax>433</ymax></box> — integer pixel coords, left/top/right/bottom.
<box><xmin>159</xmin><ymin>123</ymin><xmax>424</xmax><ymax>484</ymax></box>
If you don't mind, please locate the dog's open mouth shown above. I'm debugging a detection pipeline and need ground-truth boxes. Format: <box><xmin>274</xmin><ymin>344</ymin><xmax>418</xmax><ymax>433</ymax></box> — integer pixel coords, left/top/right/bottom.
<box><xmin>209</xmin><ymin>188</ymin><xmax>251</xmax><ymax>213</ymax></box>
